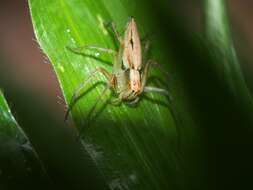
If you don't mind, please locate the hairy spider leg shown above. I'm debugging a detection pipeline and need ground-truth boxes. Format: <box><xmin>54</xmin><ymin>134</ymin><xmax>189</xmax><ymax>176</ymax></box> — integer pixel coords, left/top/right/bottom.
<box><xmin>141</xmin><ymin>40</ymin><xmax>170</xmax><ymax>79</ymax></box>
<box><xmin>77</xmin><ymin>85</ymin><xmax>110</xmax><ymax>139</ymax></box>
<box><xmin>125</xmin><ymin>97</ymin><xmax>140</xmax><ymax>106</ymax></box>
<box><xmin>142</xmin><ymin>40</ymin><xmax>151</xmax><ymax>63</ymax></box>
<box><xmin>65</xmin><ymin>22</ymin><xmax>124</xmax><ymax>121</ymax></box>
<box><xmin>143</xmin><ymin>86</ymin><xmax>169</xmax><ymax>96</ymax></box>
<box><xmin>66</xmin><ymin>45</ymin><xmax>116</xmax><ymax>55</ymax></box>
<box><xmin>140</xmin><ymin>59</ymin><xmax>169</xmax><ymax>98</ymax></box>
<box><xmin>110</xmin><ymin>91</ymin><xmax>139</xmax><ymax>106</ymax></box>
<box><xmin>104</xmin><ymin>21</ymin><xmax>121</xmax><ymax>42</ymax></box>
<box><xmin>64</xmin><ymin>67</ymin><xmax>113</xmax><ymax>121</ymax></box>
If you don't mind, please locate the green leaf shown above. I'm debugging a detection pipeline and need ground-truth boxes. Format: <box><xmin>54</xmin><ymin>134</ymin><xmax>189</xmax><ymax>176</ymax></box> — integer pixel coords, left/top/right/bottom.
<box><xmin>0</xmin><ymin>90</ymin><xmax>51</xmax><ymax>189</ymax></box>
<box><xmin>29</xmin><ymin>1</ymin><xmax>191</xmax><ymax>189</ymax></box>
<box><xmin>0</xmin><ymin>90</ymin><xmax>22</xmax><ymax>139</ymax></box>
<box><xmin>29</xmin><ymin>0</ymin><xmax>253</xmax><ymax>189</ymax></box>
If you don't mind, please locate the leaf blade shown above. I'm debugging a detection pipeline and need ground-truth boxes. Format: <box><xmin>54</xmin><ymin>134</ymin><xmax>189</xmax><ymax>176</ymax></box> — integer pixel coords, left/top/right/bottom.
<box><xmin>29</xmin><ymin>0</ymin><xmax>185</xmax><ymax>189</ymax></box>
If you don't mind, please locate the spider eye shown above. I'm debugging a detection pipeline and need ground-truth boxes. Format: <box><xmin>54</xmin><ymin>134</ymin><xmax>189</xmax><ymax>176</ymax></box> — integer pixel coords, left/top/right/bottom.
<box><xmin>130</xmin><ymin>38</ymin><xmax>134</xmax><ymax>49</ymax></box>
<box><xmin>121</xmin><ymin>63</ymin><xmax>126</xmax><ymax>70</ymax></box>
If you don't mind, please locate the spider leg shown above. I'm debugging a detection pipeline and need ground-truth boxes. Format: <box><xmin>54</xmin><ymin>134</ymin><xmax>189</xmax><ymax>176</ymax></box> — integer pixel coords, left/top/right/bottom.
<box><xmin>109</xmin><ymin>97</ymin><xmax>122</xmax><ymax>106</ymax></box>
<box><xmin>140</xmin><ymin>59</ymin><xmax>154</xmax><ymax>92</ymax></box>
<box><xmin>142</xmin><ymin>40</ymin><xmax>151</xmax><ymax>63</ymax></box>
<box><xmin>104</xmin><ymin>21</ymin><xmax>121</xmax><ymax>42</ymax></box>
<box><xmin>148</xmin><ymin>59</ymin><xmax>170</xmax><ymax>79</ymax></box>
<box><xmin>64</xmin><ymin>67</ymin><xmax>112</xmax><ymax>121</ymax></box>
<box><xmin>140</xmin><ymin>59</ymin><xmax>172</xmax><ymax>100</ymax></box>
<box><xmin>66</xmin><ymin>45</ymin><xmax>116</xmax><ymax>55</ymax></box>
<box><xmin>126</xmin><ymin>97</ymin><xmax>140</xmax><ymax>106</ymax></box>
<box><xmin>144</xmin><ymin>86</ymin><xmax>172</xmax><ymax>100</ymax></box>
<box><xmin>141</xmin><ymin>59</ymin><xmax>171</xmax><ymax>91</ymax></box>
<box><xmin>77</xmin><ymin>85</ymin><xmax>110</xmax><ymax>139</ymax></box>
<box><xmin>144</xmin><ymin>86</ymin><xmax>169</xmax><ymax>96</ymax></box>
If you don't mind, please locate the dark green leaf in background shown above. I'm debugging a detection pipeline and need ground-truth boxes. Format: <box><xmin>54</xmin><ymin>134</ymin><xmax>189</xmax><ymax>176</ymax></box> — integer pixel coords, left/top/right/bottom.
<box><xmin>0</xmin><ymin>90</ymin><xmax>50</xmax><ymax>190</ymax></box>
<box><xmin>205</xmin><ymin>0</ymin><xmax>253</xmax><ymax>113</ymax></box>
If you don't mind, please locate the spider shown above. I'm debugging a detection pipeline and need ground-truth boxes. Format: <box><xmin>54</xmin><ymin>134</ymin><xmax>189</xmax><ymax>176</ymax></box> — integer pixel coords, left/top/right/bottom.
<box><xmin>65</xmin><ymin>17</ymin><xmax>169</xmax><ymax>124</ymax></box>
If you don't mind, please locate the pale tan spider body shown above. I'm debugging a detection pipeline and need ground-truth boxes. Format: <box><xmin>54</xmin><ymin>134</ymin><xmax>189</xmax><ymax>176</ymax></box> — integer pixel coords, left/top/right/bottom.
<box><xmin>65</xmin><ymin>17</ymin><xmax>169</xmax><ymax>125</ymax></box>
<box><xmin>109</xmin><ymin>18</ymin><xmax>143</xmax><ymax>102</ymax></box>
<box><xmin>122</xmin><ymin>19</ymin><xmax>142</xmax><ymax>96</ymax></box>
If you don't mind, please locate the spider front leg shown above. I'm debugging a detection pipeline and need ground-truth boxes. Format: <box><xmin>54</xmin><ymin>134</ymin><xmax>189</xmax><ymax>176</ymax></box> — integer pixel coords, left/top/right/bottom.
<box><xmin>67</xmin><ymin>20</ymin><xmax>121</xmax><ymax>55</ymax></box>
<box><xmin>141</xmin><ymin>41</ymin><xmax>170</xmax><ymax>78</ymax></box>
<box><xmin>126</xmin><ymin>97</ymin><xmax>140</xmax><ymax>106</ymax></box>
<box><xmin>141</xmin><ymin>59</ymin><xmax>170</xmax><ymax>99</ymax></box>
<box><xmin>104</xmin><ymin>21</ymin><xmax>121</xmax><ymax>42</ymax></box>
<box><xmin>110</xmin><ymin>96</ymin><xmax>140</xmax><ymax>107</ymax></box>
<box><xmin>142</xmin><ymin>40</ymin><xmax>151</xmax><ymax>63</ymax></box>
<box><xmin>143</xmin><ymin>86</ymin><xmax>172</xmax><ymax>100</ymax></box>
<box><xmin>140</xmin><ymin>59</ymin><xmax>155</xmax><ymax>90</ymax></box>
<box><xmin>64</xmin><ymin>67</ymin><xmax>113</xmax><ymax>121</ymax></box>
<box><xmin>66</xmin><ymin>45</ymin><xmax>116</xmax><ymax>55</ymax></box>
<box><xmin>77</xmin><ymin>84</ymin><xmax>111</xmax><ymax>139</ymax></box>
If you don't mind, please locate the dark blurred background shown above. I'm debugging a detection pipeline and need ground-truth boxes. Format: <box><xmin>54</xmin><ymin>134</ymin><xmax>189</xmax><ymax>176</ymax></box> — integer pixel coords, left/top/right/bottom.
<box><xmin>0</xmin><ymin>0</ymin><xmax>65</xmax><ymax>120</ymax></box>
<box><xmin>0</xmin><ymin>0</ymin><xmax>252</xmax><ymax>119</ymax></box>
